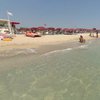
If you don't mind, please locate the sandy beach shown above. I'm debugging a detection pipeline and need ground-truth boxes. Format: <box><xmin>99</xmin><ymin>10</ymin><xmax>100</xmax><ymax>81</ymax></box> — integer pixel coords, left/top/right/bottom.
<box><xmin>0</xmin><ymin>33</ymin><xmax>97</xmax><ymax>53</ymax></box>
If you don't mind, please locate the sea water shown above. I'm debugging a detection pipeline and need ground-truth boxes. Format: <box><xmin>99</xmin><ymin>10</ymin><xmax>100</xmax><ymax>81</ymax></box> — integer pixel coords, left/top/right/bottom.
<box><xmin>0</xmin><ymin>39</ymin><xmax>100</xmax><ymax>100</ymax></box>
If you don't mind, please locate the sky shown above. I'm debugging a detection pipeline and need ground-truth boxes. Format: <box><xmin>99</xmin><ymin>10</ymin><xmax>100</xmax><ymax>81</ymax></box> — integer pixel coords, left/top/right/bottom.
<box><xmin>1</xmin><ymin>0</ymin><xmax>100</xmax><ymax>28</ymax></box>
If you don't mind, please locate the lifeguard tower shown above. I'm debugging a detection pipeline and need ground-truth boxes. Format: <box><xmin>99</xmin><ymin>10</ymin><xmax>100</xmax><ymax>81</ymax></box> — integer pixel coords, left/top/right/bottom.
<box><xmin>0</xmin><ymin>19</ymin><xmax>20</xmax><ymax>34</ymax></box>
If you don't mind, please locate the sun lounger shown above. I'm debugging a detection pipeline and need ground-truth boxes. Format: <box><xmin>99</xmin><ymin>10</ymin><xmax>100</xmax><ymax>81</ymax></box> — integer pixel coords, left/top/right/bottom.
<box><xmin>25</xmin><ymin>32</ymin><xmax>41</xmax><ymax>37</ymax></box>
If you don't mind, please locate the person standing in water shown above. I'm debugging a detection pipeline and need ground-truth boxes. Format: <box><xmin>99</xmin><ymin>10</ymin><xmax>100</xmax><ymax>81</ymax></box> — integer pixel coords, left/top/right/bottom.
<box><xmin>79</xmin><ymin>35</ymin><xmax>85</xmax><ymax>43</ymax></box>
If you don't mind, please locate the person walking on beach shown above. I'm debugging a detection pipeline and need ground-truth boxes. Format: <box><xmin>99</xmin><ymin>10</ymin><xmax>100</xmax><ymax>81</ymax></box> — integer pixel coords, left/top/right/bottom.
<box><xmin>96</xmin><ymin>30</ymin><xmax>98</xmax><ymax>38</ymax></box>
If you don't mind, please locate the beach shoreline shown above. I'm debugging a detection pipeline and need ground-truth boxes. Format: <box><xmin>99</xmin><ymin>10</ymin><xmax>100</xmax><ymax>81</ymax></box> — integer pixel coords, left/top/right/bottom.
<box><xmin>0</xmin><ymin>33</ymin><xmax>97</xmax><ymax>58</ymax></box>
<box><xmin>0</xmin><ymin>33</ymin><xmax>98</xmax><ymax>56</ymax></box>
<box><xmin>0</xmin><ymin>33</ymin><xmax>99</xmax><ymax>76</ymax></box>
<box><xmin>0</xmin><ymin>33</ymin><xmax>95</xmax><ymax>50</ymax></box>
<box><xmin>0</xmin><ymin>36</ymin><xmax>90</xmax><ymax>73</ymax></box>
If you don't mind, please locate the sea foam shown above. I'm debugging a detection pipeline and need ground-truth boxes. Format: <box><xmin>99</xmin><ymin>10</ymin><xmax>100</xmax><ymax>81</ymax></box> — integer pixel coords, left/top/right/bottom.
<box><xmin>42</xmin><ymin>48</ymin><xmax>73</xmax><ymax>56</ymax></box>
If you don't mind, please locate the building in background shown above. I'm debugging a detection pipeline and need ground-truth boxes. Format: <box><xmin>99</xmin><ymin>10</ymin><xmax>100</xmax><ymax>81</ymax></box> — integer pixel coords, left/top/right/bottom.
<box><xmin>0</xmin><ymin>19</ymin><xmax>20</xmax><ymax>34</ymax></box>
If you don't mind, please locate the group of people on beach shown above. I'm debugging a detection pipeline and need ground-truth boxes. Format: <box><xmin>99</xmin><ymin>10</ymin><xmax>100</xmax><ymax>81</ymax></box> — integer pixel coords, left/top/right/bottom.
<box><xmin>79</xmin><ymin>30</ymin><xmax>99</xmax><ymax>43</ymax></box>
<box><xmin>89</xmin><ymin>30</ymin><xmax>98</xmax><ymax>38</ymax></box>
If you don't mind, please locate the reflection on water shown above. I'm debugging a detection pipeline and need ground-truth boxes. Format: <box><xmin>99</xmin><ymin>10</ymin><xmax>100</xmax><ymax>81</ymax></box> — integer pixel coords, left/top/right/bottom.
<box><xmin>0</xmin><ymin>39</ymin><xmax>100</xmax><ymax>100</ymax></box>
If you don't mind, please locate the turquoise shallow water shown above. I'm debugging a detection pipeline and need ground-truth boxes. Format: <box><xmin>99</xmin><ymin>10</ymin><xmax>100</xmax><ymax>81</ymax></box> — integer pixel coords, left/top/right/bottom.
<box><xmin>0</xmin><ymin>39</ymin><xmax>100</xmax><ymax>100</ymax></box>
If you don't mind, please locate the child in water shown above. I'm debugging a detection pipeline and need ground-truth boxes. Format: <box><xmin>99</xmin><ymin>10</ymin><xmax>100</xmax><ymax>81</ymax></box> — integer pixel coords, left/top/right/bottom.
<box><xmin>79</xmin><ymin>35</ymin><xmax>85</xmax><ymax>43</ymax></box>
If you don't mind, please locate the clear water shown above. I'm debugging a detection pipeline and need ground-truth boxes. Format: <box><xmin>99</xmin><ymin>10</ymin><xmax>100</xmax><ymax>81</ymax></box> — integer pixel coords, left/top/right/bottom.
<box><xmin>0</xmin><ymin>39</ymin><xmax>100</xmax><ymax>100</ymax></box>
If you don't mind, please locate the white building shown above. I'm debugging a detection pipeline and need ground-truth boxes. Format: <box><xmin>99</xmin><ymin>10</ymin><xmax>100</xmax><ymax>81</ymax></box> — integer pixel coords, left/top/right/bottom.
<box><xmin>0</xmin><ymin>19</ymin><xmax>20</xmax><ymax>34</ymax></box>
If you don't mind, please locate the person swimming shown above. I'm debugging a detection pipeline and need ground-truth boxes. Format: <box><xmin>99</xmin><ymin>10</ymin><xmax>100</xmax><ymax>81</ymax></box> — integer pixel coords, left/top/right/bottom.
<box><xmin>79</xmin><ymin>35</ymin><xmax>85</xmax><ymax>43</ymax></box>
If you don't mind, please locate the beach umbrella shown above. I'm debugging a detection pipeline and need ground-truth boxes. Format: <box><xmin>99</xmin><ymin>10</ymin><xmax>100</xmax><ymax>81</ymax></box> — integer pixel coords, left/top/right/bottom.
<box><xmin>93</xmin><ymin>28</ymin><xmax>96</xmax><ymax>30</ymax></box>
<box><xmin>31</xmin><ymin>27</ymin><xmax>38</xmax><ymax>31</ymax></box>
<box><xmin>68</xmin><ymin>28</ymin><xmax>74</xmax><ymax>31</ymax></box>
<box><xmin>47</xmin><ymin>27</ymin><xmax>55</xmax><ymax>31</ymax></box>
<box><xmin>37</xmin><ymin>26</ymin><xmax>46</xmax><ymax>30</ymax></box>
<box><xmin>21</xmin><ymin>28</ymin><xmax>31</xmax><ymax>31</ymax></box>
<box><xmin>85</xmin><ymin>29</ymin><xmax>91</xmax><ymax>32</ymax></box>
<box><xmin>92</xmin><ymin>28</ymin><xmax>97</xmax><ymax>32</ymax></box>
<box><xmin>10</xmin><ymin>21</ymin><xmax>20</xmax><ymax>24</ymax></box>
<box><xmin>63</xmin><ymin>28</ymin><xmax>69</xmax><ymax>31</ymax></box>
<box><xmin>55</xmin><ymin>28</ymin><xmax>62</xmax><ymax>31</ymax></box>
<box><xmin>75</xmin><ymin>28</ymin><xmax>82</xmax><ymax>32</ymax></box>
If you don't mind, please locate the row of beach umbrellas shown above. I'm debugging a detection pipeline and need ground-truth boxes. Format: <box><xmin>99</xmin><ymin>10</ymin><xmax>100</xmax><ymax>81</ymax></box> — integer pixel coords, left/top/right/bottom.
<box><xmin>19</xmin><ymin>27</ymin><xmax>99</xmax><ymax>32</ymax></box>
